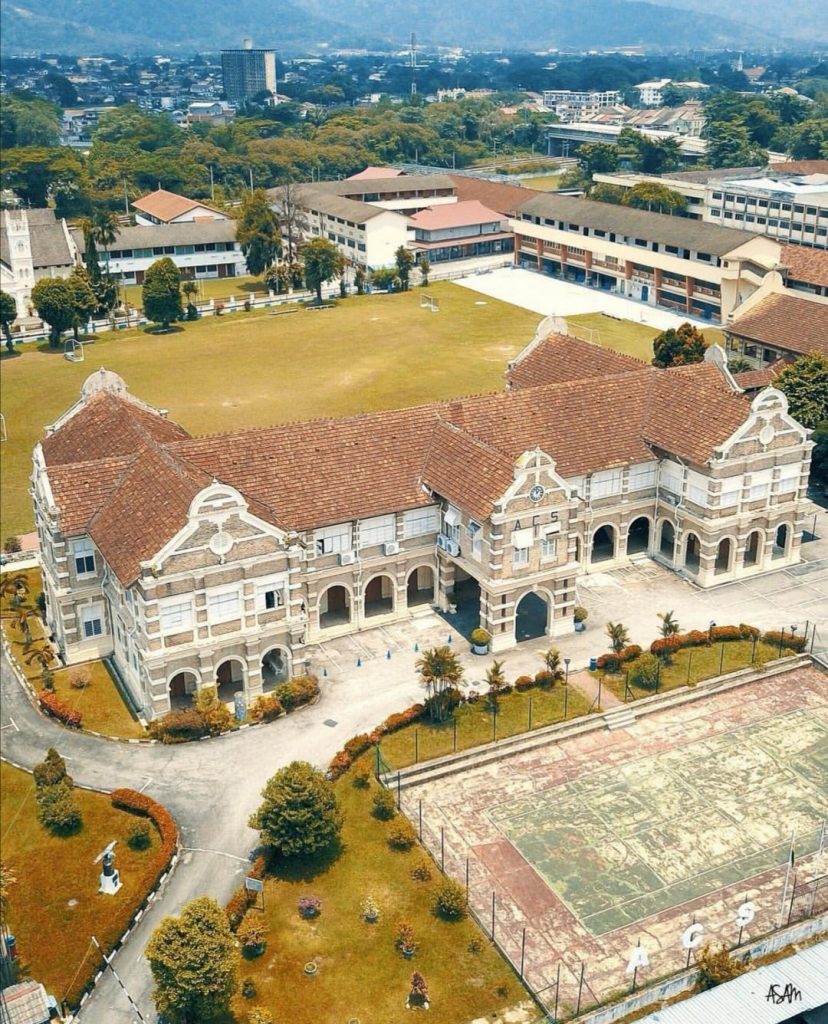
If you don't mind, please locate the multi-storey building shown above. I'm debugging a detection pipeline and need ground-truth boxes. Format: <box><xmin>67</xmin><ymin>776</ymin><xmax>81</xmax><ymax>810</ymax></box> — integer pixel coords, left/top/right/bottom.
<box><xmin>0</xmin><ymin>208</ymin><xmax>78</xmax><ymax>318</ymax></box>
<box><xmin>220</xmin><ymin>39</ymin><xmax>277</xmax><ymax>103</ymax></box>
<box><xmin>33</xmin><ymin>335</ymin><xmax>811</xmax><ymax>721</ymax></box>
<box><xmin>131</xmin><ymin>189</ymin><xmax>229</xmax><ymax>226</ymax></box>
<box><xmin>704</xmin><ymin>173</ymin><xmax>828</xmax><ymax>249</ymax></box>
<box><xmin>542</xmin><ymin>90</ymin><xmax>621</xmax><ymax>122</ymax></box>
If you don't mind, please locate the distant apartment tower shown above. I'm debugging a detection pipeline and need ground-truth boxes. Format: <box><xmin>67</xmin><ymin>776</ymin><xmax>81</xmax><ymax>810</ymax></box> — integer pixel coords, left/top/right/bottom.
<box><xmin>221</xmin><ymin>39</ymin><xmax>277</xmax><ymax>103</ymax></box>
<box><xmin>542</xmin><ymin>90</ymin><xmax>621</xmax><ymax>122</ymax></box>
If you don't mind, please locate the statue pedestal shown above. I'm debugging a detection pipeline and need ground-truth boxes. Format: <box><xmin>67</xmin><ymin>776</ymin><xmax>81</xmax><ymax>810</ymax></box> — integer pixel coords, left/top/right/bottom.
<box><xmin>99</xmin><ymin>869</ymin><xmax>122</xmax><ymax>896</ymax></box>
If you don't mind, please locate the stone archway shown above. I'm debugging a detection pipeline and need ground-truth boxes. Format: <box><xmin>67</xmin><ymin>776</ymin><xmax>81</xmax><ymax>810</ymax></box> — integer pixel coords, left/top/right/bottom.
<box><xmin>261</xmin><ymin>647</ymin><xmax>289</xmax><ymax>692</ymax></box>
<box><xmin>715</xmin><ymin>537</ymin><xmax>733</xmax><ymax>575</ymax></box>
<box><xmin>660</xmin><ymin>521</ymin><xmax>676</xmax><ymax>561</ymax></box>
<box><xmin>685</xmin><ymin>533</ymin><xmax>701</xmax><ymax>574</ymax></box>
<box><xmin>168</xmin><ymin>669</ymin><xmax>198</xmax><ymax>710</ymax></box>
<box><xmin>515</xmin><ymin>591</ymin><xmax>549</xmax><ymax>643</ymax></box>
<box><xmin>772</xmin><ymin>524</ymin><xmax>790</xmax><ymax>560</ymax></box>
<box><xmin>319</xmin><ymin>585</ymin><xmax>351</xmax><ymax>629</ymax></box>
<box><xmin>627</xmin><ymin>517</ymin><xmax>650</xmax><ymax>555</ymax></box>
<box><xmin>364</xmin><ymin>574</ymin><xmax>395</xmax><ymax>617</ymax></box>
<box><xmin>216</xmin><ymin>658</ymin><xmax>245</xmax><ymax>702</ymax></box>
<box><xmin>745</xmin><ymin>530</ymin><xmax>763</xmax><ymax>568</ymax></box>
<box><xmin>406</xmin><ymin>565</ymin><xmax>434</xmax><ymax>607</ymax></box>
<box><xmin>591</xmin><ymin>525</ymin><xmax>617</xmax><ymax>563</ymax></box>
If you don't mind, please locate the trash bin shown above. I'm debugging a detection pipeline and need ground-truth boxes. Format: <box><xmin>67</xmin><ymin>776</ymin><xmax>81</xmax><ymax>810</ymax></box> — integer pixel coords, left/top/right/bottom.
<box><xmin>589</xmin><ymin>657</ymin><xmax>597</xmax><ymax>671</ymax></box>
<box><xmin>233</xmin><ymin>693</ymin><xmax>246</xmax><ymax>722</ymax></box>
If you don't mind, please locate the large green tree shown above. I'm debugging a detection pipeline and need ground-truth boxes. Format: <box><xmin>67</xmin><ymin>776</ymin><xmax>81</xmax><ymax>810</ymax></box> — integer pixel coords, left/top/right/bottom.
<box><xmin>394</xmin><ymin>246</ymin><xmax>415</xmax><ymax>291</ymax></box>
<box><xmin>775</xmin><ymin>353</ymin><xmax>828</xmax><ymax>430</ymax></box>
<box><xmin>249</xmin><ymin>761</ymin><xmax>343</xmax><ymax>857</ymax></box>
<box><xmin>236</xmin><ymin>188</ymin><xmax>281</xmax><ymax>276</ymax></box>
<box><xmin>66</xmin><ymin>268</ymin><xmax>98</xmax><ymax>340</ymax></box>
<box><xmin>0</xmin><ymin>291</ymin><xmax>17</xmax><ymax>354</ymax></box>
<box><xmin>146</xmin><ymin>896</ymin><xmax>239</xmax><ymax>1024</ymax></box>
<box><xmin>705</xmin><ymin>122</ymin><xmax>768</xmax><ymax>169</ymax></box>
<box><xmin>142</xmin><ymin>257</ymin><xmax>183</xmax><ymax>329</ymax></box>
<box><xmin>301</xmin><ymin>237</ymin><xmax>344</xmax><ymax>303</ymax></box>
<box><xmin>623</xmin><ymin>182</ymin><xmax>686</xmax><ymax>215</ymax></box>
<box><xmin>652</xmin><ymin>322</ymin><xmax>707</xmax><ymax>368</ymax></box>
<box><xmin>31</xmin><ymin>278</ymin><xmax>75</xmax><ymax>346</ymax></box>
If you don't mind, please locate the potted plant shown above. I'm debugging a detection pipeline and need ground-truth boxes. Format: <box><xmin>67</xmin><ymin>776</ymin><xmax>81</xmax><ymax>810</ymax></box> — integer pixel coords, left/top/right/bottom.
<box><xmin>298</xmin><ymin>895</ymin><xmax>321</xmax><ymax>919</ymax></box>
<box><xmin>395</xmin><ymin>921</ymin><xmax>417</xmax><ymax>959</ymax></box>
<box><xmin>470</xmin><ymin>628</ymin><xmax>491</xmax><ymax>655</ymax></box>
<box><xmin>407</xmin><ymin>971</ymin><xmax>429</xmax><ymax>1009</ymax></box>
<box><xmin>362</xmin><ymin>894</ymin><xmax>380</xmax><ymax>923</ymax></box>
<box><xmin>574</xmin><ymin>606</ymin><xmax>588</xmax><ymax>632</ymax></box>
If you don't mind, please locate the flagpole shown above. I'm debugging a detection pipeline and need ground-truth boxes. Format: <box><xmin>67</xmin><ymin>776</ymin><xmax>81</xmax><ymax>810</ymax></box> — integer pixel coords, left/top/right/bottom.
<box><xmin>778</xmin><ymin>829</ymin><xmax>795</xmax><ymax>926</ymax></box>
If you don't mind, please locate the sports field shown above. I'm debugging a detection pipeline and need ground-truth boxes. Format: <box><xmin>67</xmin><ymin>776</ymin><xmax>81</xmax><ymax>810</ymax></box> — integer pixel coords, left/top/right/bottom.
<box><xmin>405</xmin><ymin>667</ymin><xmax>828</xmax><ymax>1010</ymax></box>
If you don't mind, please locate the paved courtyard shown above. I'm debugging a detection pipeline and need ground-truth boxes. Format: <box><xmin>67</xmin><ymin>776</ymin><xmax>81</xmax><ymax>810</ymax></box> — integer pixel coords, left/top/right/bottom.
<box><xmin>403</xmin><ymin>667</ymin><xmax>828</xmax><ymax>1014</ymax></box>
<box><xmin>455</xmin><ymin>266</ymin><xmax>712</xmax><ymax>331</ymax></box>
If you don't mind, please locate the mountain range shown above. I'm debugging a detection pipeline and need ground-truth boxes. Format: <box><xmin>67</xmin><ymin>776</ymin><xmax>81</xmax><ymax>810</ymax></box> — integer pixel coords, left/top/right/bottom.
<box><xmin>0</xmin><ymin>0</ymin><xmax>821</xmax><ymax>55</ymax></box>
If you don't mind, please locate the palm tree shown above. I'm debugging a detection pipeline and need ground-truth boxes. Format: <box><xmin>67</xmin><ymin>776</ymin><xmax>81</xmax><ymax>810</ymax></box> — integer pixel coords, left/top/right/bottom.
<box><xmin>538</xmin><ymin>646</ymin><xmax>564</xmax><ymax>683</ymax></box>
<box><xmin>657</xmin><ymin>610</ymin><xmax>681</xmax><ymax>637</ymax></box>
<box><xmin>606</xmin><ymin>621</ymin><xmax>630</xmax><ymax>653</ymax></box>
<box><xmin>485</xmin><ymin>659</ymin><xmax>507</xmax><ymax>710</ymax></box>
<box><xmin>25</xmin><ymin>644</ymin><xmax>55</xmax><ymax>675</ymax></box>
<box><xmin>92</xmin><ymin>209</ymin><xmax>119</xmax><ymax>276</ymax></box>
<box><xmin>1</xmin><ymin>573</ymin><xmax>28</xmax><ymax>608</ymax></box>
<box><xmin>182</xmin><ymin>279</ymin><xmax>199</xmax><ymax>306</ymax></box>
<box><xmin>415</xmin><ymin>645</ymin><xmax>463</xmax><ymax>722</ymax></box>
<box><xmin>13</xmin><ymin>608</ymin><xmax>34</xmax><ymax>645</ymax></box>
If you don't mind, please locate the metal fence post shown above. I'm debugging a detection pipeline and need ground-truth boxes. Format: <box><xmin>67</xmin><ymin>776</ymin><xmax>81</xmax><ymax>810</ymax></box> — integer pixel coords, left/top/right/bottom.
<box><xmin>687</xmin><ymin>651</ymin><xmax>693</xmax><ymax>684</ymax></box>
<box><xmin>418</xmin><ymin>799</ymin><xmax>422</xmax><ymax>841</ymax></box>
<box><xmin>415</xmin><ymin>728</ymin><xmax>419</xmax><ymax>764</ymax></box>
<box><xmin>440</xmin><ymin>827</ymin><xmax>445</xmax><ymax>871</ymax></box>
<box><xmin>520</xmin><ymin>927</ymin><xmax>526</xmax><ymax>980</ymax></box>
<box><xmin>453</xmin><ymin>717</ymin><xmax>457</xmax><ymax>753</ymax></box>
<box><xmin>396</xmin><ymin>772</ymin><xmax>401</xmax><ymax>810</ymax></box>
<box><xmin>719</xmin><ymin>642</ymin><xmax>725</xmax><ymax>676</ymax></box>
<box><xmin>465</xmin><ymin>857</ymin><xmax>469</xmax><ymax>902</ymax></box>
<box><xmin>491</xmin><ymin>891</ymin><xmax>496</xmax><ymax>940</ymax></box>
<box><xmin>528</xmin><ymin>695</ymin><xmax>533</xmax><ymax>731</ymax></box>
<box><xmin>564</xmin><ymin>685</ymin><xmax>568</xmax><ymax>719</ymax></box>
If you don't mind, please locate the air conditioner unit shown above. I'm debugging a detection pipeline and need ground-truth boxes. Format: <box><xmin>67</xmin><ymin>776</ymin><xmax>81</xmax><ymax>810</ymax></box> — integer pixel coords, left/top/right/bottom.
<box><xmin>663</xmin><ymin>494</ymin><xmax>680</xmax><ymax>506</ymax></box>
<box><xmin>339</xmin><ymin>551</ymin><xmax>356</xmax><ymax>565</ymax></box>
<box><xmin>436</xmin><ymin>533</ymin><xmax>460</xmax><ymax>557</ymax></box>
<box><xmin>383</xmin><ymin>541</ymin><xmax>400</xmax><ymax>556</ymax></box>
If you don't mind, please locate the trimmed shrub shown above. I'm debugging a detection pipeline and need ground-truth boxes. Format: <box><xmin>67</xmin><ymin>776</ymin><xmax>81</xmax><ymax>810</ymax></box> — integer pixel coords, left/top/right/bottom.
<box><xmin>410</xmin><ymin>858</ymin><xmax>432</xmax><ymax>882</ymax></box>
<box><xmin>628</xmin><ymin>653</ymin><xmax>661</xmax><ymax>690</ymax></box>
<box><xmin>352</xmin><ymin>767</ymin><xmax>371</xmax><ymax>789</ymax></box>
<box><xmin>534</xmin><ymin>670</ymin><xmax>556</xmax><ymax>688</ymax></box>
<box><xmin>574</xmin><ymin>606</ymin><xmax>588</xmax><ymax>623</ymax></box>
<box><xmin>38</xmin><ymin>691</ymin><xmax>82</xmax><ymax>728</ymax></box>
<box><xmin>372</xmin><ymin>788</ymin><xmax>397</xmax><ymax>820</ymax></box>
<box><xmin>327</xmin><ymin>751</ymin><xmax>353</xmax><ymax>781</ymax></box>
<box><xmin>276</xmin><ymin>674</ymin><xmax>320</xmax><ymax>711</ymax></box>
<box><xmin>388</xmin><ymin>819</ymin><xmax>417</xmax><ymax>851</ymax></box>
<box><xmin>127</xmin><ymin>821</ymin><xmax>152</xmax><ymax>850</ymax></box>
<box><xmin>382</xmin><ymin>704</ymin><xmax>425</xmax><ymax>733</ymax></box>
<box><xmin>514</xmin><ymin>675</ymin><xmax>534</xmax><ymax>691</ymax></box>
<box><xmin>696</xmin><ymin>943</ymin><xmax>746</xmax><ymax>990</ymax></box>
<box><xmin>33</xmin><ymin>747</ymin><xmax>70</xmax><ymax>790</ymax></box>
<box><xmin>344</xmin><ymin>733</ymin><xmax>374</xmax><ymax>760</ymax></box>
<box><xmin>762</xmin><ymin>630</ymin><xmax>807</xmax><ymax>653</ymax></box>
<box><xmin>110</xmin><ymin>788</ymin><xmax>178</xmax><ymax>894</ymax></box>
<box><xmin>595</xmin><ymin>653</ymin><xmax>619</xmax><ymax>673</ymax></box>
<box><xmin>149</xmin><ymin>708</ymin><xmax>209</xmax><ymax>742</ymax></box>
<box><xmin>248</xmin><ymin>694</ymin><xmax>283</xmax><ymax>723</ymax></box>
<box><xmin>3</xmin><ymin>536</ymin><xmax>21</xmax><ymax>554</ymax></box>
<box><xmin>739</xmin><ymin>623</ymin><xmax>760</xmax><ymax>639</ymax></box>
<box><xmin>226</xmin><ymin>887</ymin><xmax>252</xmax><ymax>931</ymax></box>
<box><xmin>710</xmin><ymin>625</ymin><xmax>741</xmax><ymax>643</ymax></box>
<box><xmin>470</xmin><ymin>628</ymin><xmax>491</xmax><ymax>647</ymax></box>
<box><xmin>395</xmin><ymin>920</ymin><xmax>417</xmax><ymax>955</ymax></box>
<box><xmin>194</xmin><ymin>687</ymin><xmax>233</xmax><ymax>736</ymax></box>
<box><xmin>434</xmin><ymin>878</ymin><xmax>467</xmax><ymax>920</ymax></box>
<box><xmin>69</xmin><ymin>668</ymin><xmax>91</xmax><ymax>689</ymax></box>
<box><xmin>237</xmin><ymin>911</ymin><xmax>267</xmax><ymax>956</ymax></box>
<box><xmin>37</xmin><ymin>781</ymin><xmax>82</xmax><ymax>835</ymax></box>
<box><xmin>650</xmin><ymin>624</ymin><xmax>763</xmax><ymax>658</ymax></box>
<box><xmin>618</xmin><ymin>644</ymin><xmax>643</xmax><ymax>664</ymax></box>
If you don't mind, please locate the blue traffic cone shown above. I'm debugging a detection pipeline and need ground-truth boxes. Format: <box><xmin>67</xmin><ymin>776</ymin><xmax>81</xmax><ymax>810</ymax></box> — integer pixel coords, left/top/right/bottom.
<box><xmin>323</xmin><ymin>668</ymin><xmax>328</xmax><ymax>678</ymax></box>
<box><xmin>414</xmin><ymin>642</ymin><xmax>419</xmax><ymax>652</ymax></box>
<box><xmin>386</xmin><ymin>649</ymin><xmax>391</xmax><ymax>660</ymax></box>
<box><xmin>447</xmin><ymin>634</ymin><xmax>452</xmax><ymax>643</ymax></box>
<box><xmin>357</xmin><ymin>657</ymin><xmax>362</xmax><ymax>668</ymax></box>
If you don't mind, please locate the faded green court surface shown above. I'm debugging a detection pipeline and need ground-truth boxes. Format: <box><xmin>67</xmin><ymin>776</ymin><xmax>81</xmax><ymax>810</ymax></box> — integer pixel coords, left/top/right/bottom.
<box><xmin>490</xmin><ymin>710</ymin><xmax>828</xmax><ymax>935</ymax></box>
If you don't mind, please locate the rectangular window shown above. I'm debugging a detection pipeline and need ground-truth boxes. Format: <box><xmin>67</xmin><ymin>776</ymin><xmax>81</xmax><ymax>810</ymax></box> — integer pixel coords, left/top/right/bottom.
<box><xmin>403</xmin><ymin>506</ymin><xmax>440</xmax><ymax>538</ymax></box>
<box><xmin>81</xmin><ymin>604</ymin><xmax>104</xmax><ymax>638</ymax></box>
<box><xmin>315</xmin><ymin>523</ymin><xmax>352</xmax><ymax>556</ymax></box>
<box><xmin>73</xmin><ymin>538</ymin><xmax>96</xmax><ymax>577</ymax></box>
<box><xmin>513</xmin><ymin>547</ymin><xmax>529</xmax><ymax>567</ymax></box>
<box><xmin>358</xmin><ymin>514</ymin><xmax>395</xmax><ymax>549</ymax></box>
<box><xmin>542</xmin><ymin>537</ymin><xmax>557</xmax><ymax>561</ymax></box>
<box><xmin>659</xmin><ymin>461</ymin><xmax>683</xmax><ymax>495</ymax></box>
<box><xmin>160</xmin><ymin>600</ymin><xmax>193</xmax><ymax>632</ymax></box>
<box><xmin>628</xmin><ymin>462</ymin><xmax>657</xmax><ymax>490</ymax></box>
<box><xmin>207</xmin><ymin>590</ymin><xmax>240</xmax><ymax>622</ymax></box>
<box><xmin>257</xmin><ymin>584</ymin><xmax>284</xmax><ymax>611</ymax></box>
<box><xmin>718</xmin><ymin>483</ymin><xmax>741</xmax><ymax>507</ymax></box>
<box><xmin>777</xmin><ymin>466</ymin><xmax>800</xmax><ymax>493</ymax></box>
<box><xmin>591</xmin><ymin>469</ymin><xmax>623</xmax><ymax>499</ymax></box>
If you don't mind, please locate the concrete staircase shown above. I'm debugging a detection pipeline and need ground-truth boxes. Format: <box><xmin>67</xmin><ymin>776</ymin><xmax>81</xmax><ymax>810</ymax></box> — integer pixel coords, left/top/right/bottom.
<box><xmin>602</xmin><ymin>706</ymin><xmax>637</xmax><ymax>731</ymax></box>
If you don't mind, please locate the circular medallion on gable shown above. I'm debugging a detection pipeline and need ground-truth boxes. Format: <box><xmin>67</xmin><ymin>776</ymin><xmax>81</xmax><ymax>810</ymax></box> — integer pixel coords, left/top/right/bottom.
<box><xmin>209</xmin><ymin>530</ymin><xmax>234</xmax><ymax>557</ymax></box>
<box><xmin>529</xmin><ymin>484</ymin><xmax>545</xmax><ymax>503</ymax></box>
<box><xmin>759</xmin><ymin>424</ymin><xmax>774</xmax><ymax>446</ymax></box>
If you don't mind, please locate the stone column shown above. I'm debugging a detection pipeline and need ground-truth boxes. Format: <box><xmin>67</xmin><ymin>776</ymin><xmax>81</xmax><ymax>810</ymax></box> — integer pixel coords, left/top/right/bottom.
<box><xmin>436</xmin><ymin>554</ymin><xmax>456</xmax><ymax>612</ymax></box>
<box><xmin>685</xmin><ymin>275</ymin><xmax>693</xmax><ymax>314</ymax></box>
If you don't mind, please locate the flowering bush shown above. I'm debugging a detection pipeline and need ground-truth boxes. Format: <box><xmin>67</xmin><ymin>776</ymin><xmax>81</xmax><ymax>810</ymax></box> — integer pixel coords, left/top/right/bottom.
<box><xmin>410</xmin><ymin>858</ymin><xmax>432</xmax><ymax>882</ymax></box>
<box><xmin>762</xmin><ymin>630</ymin><xmax>807</xmax><ymax>652</ymax></box>
<box><xmin>298</xmin><ymin>895</ymin><xmax>321</xmax><ymax>917</ymax></box>
<box><xmin>248</xmin><ymin>694</ymin><xmax>283</xmax><ymax>722</ymax></box>
<box><xmin>372</xmin><ymin>788</ymin><xmax>397</xmax><ymax>820</ymax></box>
<box><xmin>276</xmin><ymin>674</ymin><xmax>319</xmax><ymax>711</ymax></box>
<box><xmin>396</xmin><ymin>921</ymin><xmax>417</xmax><ymax>955</ymax></box>
<box><xmin>434</xmin><ymin>878</ymin><xmax>467</xmax><ymax>920</ymax></box>
<box><xmin>148</xmin><ymin>708</ymin><xmax>208</xmax><ymax>742</ymax></box>
<box><xmin>237</xmin><ymin>911</ymin><xmax>267</xmax><ymax>955</ymax></box>
<box><xmin>388</xmin><ymin>819</ymin><xmax>417</xmax><ymax>851</ymax></box>
<box><xmin>343</xmin><ymin>733</ymin><xmax>374</xmax><ymax>760</ymax></box>
<box><xmin>110</xmin><ymin>788</ymin><xmax>178</xmax><ymax>896</ymax></box>
<box><xmin>362</xmin><ymin>894</ymin><xmax>380</xmax><ymax>920</ymax></box>
<box><xmin>514</xmin><ymin>675</ymin><xmax>534</xmax><ymax>691</ymax></box>
<box><xmin>69</xmin><ymin>669</ymin><xmax>91</xmax><ymax>690</ymax></box>
<box><xmin>38</xmin><ymin>691</ymin><xmax>82</xmax><ymax>728</ymax></box>
<box><xmin>382</xmin><ymin>704</ymin><xmax>425</xmax><ymax>733</ymax></box>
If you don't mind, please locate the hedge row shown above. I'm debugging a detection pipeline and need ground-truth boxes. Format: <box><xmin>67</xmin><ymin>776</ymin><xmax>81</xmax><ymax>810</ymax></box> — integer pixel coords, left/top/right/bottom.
<box><xmin>762</xmin><ymin>630</ymin><xmax>807</xmax><ymax>652</ymax></box>
<box><xmin>38</xmin><ymin>690</ymin><xmax>82</xmax><ymax>728</ymax></box>
<box><xmin>595</xmin><ymin>645</ymin><xmax>643</xmax><ymax>673</ymax></box>
<box><xmin>110</xmin><ymin>789</ymin><xmax>178</xmax><ymax>895</ymax></box>
<box><xmin>329</xmin><ymin>703</ymin><xmax>427</xmax><ymax>780</ymax></box>
<box><xmin>226</xmin><ymin>853</ymin><xmax>267</xmax><ymax>930</ymax></box>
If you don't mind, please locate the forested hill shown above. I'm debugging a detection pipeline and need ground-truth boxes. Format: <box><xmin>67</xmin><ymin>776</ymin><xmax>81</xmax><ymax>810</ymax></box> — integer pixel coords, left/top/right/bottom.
<box><xmin>0</xmin><ymin>0</ymin><xmax>793</xmax><ymax>55</ymax></box>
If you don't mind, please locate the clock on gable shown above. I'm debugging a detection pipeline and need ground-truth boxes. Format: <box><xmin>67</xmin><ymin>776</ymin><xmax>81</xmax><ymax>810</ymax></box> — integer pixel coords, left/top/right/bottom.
<box><xmin>529</xmin><ymin>484</ymin><xmax>545</xmax><ymax>503</ymax></box>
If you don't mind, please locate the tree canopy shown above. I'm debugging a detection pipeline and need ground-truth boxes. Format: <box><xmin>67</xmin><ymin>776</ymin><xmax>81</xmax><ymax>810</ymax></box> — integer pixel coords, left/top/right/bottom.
<box><xmin>236</xmin><ymin>188</ymin><xmax>281</xmax><ymax>276</ymax></box>
<box><xmin>0</xmin><ymin>291</ymin><xmax>17</xmax><ymax>353</ymax></box>
<box><xmin>142</xmin><ymin>257</ymin><xmax>183</xmax><ymax>329</ymax></box>
<box><xmin>652</xmin><ymin>322</ymin><xmax>707</xmax><ymax>368</ymax></box>
<box><xmin>146</xmin><ymin>895</ymin><xmax>239</xmax><ymax>1024</ymax></box>
<box><xmin>302</xmin><ymin>237</ymin><xmax>344</xmax><ymax>302</ymax></box>
<box><xmin>31</xmin><ymin>278</ymin><xmax>76</xmax><ymax>345</ymax></box>
<box><xmin>775</xmin><ymin>353</ymin><xmax>828</xmax><ymax>430</ymax></box>
<box><xmin>249</xmin><ymin>760</ymin><xmax>343</xmax><ymax>857</ymax></box>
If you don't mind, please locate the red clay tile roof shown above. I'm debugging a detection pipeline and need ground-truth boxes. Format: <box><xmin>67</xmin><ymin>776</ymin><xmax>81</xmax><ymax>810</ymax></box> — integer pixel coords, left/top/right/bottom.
<box><xmin>409</xmin><ymin>200</ymin><xmax>506</xmax><ymax>231</ymax></box>
<box><xmin>780</xmin><ymin>245</ymin><xmax>828</xmax><ymax>289</ymax></box>
<box><xmin>727</xmin><ymin>293</ymin><xmax>828</xmax><ymax>357</ymax></box>
<box><xmin>347</xmin><ymin>166</ymin><xmax>405</xmax><ymax>179</ymax></box>
<box><xmin>132</xmin><ymin>188</ymin><xmax>222</xmax><ymax>222</ymax></box>
<box><xmin>44</xmin><ymin>354</ymin><xmax>753</xmax><ymax>583</ymax></box>
<box><xmin>733</xmin><ymin>362</ymin><xmax>785</xmax><ymax>391</ymax></box>
<box><xmin>448</xmin><ymin>175</ymin><xmax>541</xmax><ymax>216</ymax></box>
<box><xmin>508</xmin><ymin>333</ymin><xmax>646</xmax><ymax>389</ymax></box>
<box><xmin>770</xmin><ymin>160</ymin><xmax>828</xmax><ymax>175</ymax></box>
<box><xmin>41</xmin><ymin>393</ymin><xmax>189</xmax><ymax>466</ymax></box>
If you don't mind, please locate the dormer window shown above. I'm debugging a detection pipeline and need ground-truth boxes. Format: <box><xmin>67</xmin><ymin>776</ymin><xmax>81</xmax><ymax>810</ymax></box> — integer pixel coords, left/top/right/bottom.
<box><xmin>72</xmin><ymin>538</ymin><xmax>96</xmax><ymax>578</ymax></box>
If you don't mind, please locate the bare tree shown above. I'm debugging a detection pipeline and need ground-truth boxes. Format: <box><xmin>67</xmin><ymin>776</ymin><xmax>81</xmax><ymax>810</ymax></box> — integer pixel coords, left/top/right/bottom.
<box><xmin>271</xmin><ymin>182</ymin><xmax>309</xmax><ymax>264</ymax></box>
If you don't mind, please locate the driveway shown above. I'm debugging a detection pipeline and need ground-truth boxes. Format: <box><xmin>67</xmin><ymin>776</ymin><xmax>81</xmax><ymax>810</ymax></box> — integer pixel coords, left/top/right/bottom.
<box><xmin>1</xmin><ymin>503</ymin><xmax>824</xmax><ymax>1022</ymax></box>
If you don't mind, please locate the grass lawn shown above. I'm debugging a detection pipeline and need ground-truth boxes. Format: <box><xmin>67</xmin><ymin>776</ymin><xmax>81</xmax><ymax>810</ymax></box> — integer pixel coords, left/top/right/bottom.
<box><xmin>566</xmin><ymin>313</ymin><xmax>725</xmax><ymax>363</ymax></box>
<box><xmin>520</xmin><ymin>173</ymin><xmax>563</xmax><ymax>191</ymax></box>
<box><xmin>601</xmin><ymin>640</ymin><xmax>800</xmax><ymax>702</ymax></box>
<box><xmin>0</xmin><ymin>282</ymin><xmax>538</xmax><ymax>539</ymax></box>
<box><xmin>379</xmin><ymin>685</ymin><xmax>593</xmax><ymax>771</ymax></box>
<box><xmin>121</xmin><ymin>273</ymin><xmax>266</xmax><ymax>309</ymax></box>
<box><xmin>1</xmin><ymin>569</ymin><xmax>146</xmax><ymax>739</ymax></box>
<box><xmin>0</xmin><ymin>761</ymin><xmax>164</xmax><ymax>1008</ymax></box>
<box><xmin>233</xmin><ymin>769</ymin><xmax>528</xmax><ymax>1023</ymax></box>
